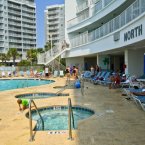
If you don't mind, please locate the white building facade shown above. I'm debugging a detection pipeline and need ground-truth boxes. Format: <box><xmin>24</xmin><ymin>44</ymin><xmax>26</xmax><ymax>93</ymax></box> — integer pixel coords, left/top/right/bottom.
<box><xmin>64</xmin><ymin>0</ymin><xmax>145</xmax><ymax>76</ymax></box>
<box><xmin>44</xmin><ymin>4</ymin><xmax>65</xmax><ymax>47</ymax></box>
<box><xmin>0</xmin><ymin>0</ymin><xmax>36</xmax><ymax>59</ymax></box>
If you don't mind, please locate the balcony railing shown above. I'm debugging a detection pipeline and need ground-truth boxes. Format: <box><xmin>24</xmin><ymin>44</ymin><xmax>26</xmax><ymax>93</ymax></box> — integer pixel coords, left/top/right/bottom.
<box><xmin>9</xmin><ymin>39</ymin><xmax>22</xmax><ymax>43</ymax></box>
<box><xmin>92</xmin><ymin>0</ymin><xmax>102</xmax><ymax>15</ymax></box>
<box><xmin>71</xmin><ymin>31</ymin><xmax>88</xmax><ymax>48</ymax></box>
<box><xmin>48</xmin><ymin>20</ymin><xmax>59</xmax><ymax>24</ymax></box>
<box><xmin>49</xmin><ymin>26</ymin><xmax>59</xmax><ymax>30</ymax></box>
<box><xmin>8</xmin><ymin>16</ymin><xmax>21</xmax><ymax>21</ymax></box>
<box><xmin>8</xmin><ymin>10</ymin><xmax>21</xmax><ymax>15</ymax></box>
<box><xmin>76</xmin><ymin>1</ymin><xmax>89</xmax><ymax>13</ymax></box>
<box><xmin>9</xmin><ymin>22</ymin><xmax>21</xmax><ymax>26</ymax></box>
<box><xmin>104</xmin><ymin>0</ymin><xmax>114</xmax><ymax>6</ymax></box>
<box><xmin>22</xmin><ymin>18</ymin><xmax>35</xmax><ymax>23</ymax></box>
<box><xmin>9</xmin><ymin>34</ymin><xmax>22</xmax><ymax>37</ymax></box>
<box><xmin>38</xmin><ymin>40</ymin><xmax>69</xmax><ymax>65</ymax></box>
<box><xmin>91</xmin><ymin>0</ymin><xmax>100</xmax><ymax>4</ymax></box>
<box><xmin>70</xmin><ymin>0</ymin><xmax>145</xmax><ymax>48</ymax></box>
<box><xmin>67</xmin><ymin>0</ymin><xmax>115</xmax><ymax>28</ymax></box>
<box><xmin>67</xmin><ymin>10</ymin><xmax>89</xmax><ymax>28</ymax></box>
<box><xmin>23</xmin><ymin>36</ymin><xmax>36</xmax><ymax>39</ymax></box>
<box><xmin>48</xmin><ymin>10</ymin><xmax>60</xmax><ymax>15</ymax></box>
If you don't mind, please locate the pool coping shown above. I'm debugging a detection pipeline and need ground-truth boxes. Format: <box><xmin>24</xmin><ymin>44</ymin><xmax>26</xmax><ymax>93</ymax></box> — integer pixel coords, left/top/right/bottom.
<box><xmin>25</xmin><ymin>104</ymin><xmax>96</xmax><ymax>131</ymax></box>
<box><xmin>15</xmin><ymin>92</ymin><xmax>70</xmax><ymax>99</ymax></box>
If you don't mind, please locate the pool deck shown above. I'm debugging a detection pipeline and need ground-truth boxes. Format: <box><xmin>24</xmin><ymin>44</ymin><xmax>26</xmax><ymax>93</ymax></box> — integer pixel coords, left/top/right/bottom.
<box><xmin>0</xmin><ymin>77</ymin><xmax>145</xmax><ymax>145</ymax></box>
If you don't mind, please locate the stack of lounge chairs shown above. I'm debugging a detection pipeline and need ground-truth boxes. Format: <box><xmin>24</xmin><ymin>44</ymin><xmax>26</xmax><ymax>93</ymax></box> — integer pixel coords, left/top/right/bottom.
<box><xmin>82</xmin><ymin>70</ymin><xmax>112</xmax><ymax>86</ymax></box>
<box><xmin>122</xmin><ymin>75</ymin><xmax>145</xmax><ymax>111</ymax></box>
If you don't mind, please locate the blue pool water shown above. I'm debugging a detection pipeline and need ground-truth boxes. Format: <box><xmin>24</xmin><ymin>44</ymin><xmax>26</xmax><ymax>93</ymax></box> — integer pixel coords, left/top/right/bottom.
<box><xmin>29</xmin><ymin>106</ymin><xmax>95</xmax><ymax>130</ymax></box>
<box><xmin>15</xmin><ymin>92</ymin><xmax>69</xmax><ymax>99</ymax></box>
<box><xmin>0</xmin><ymin>79</ymin><xmax>54</xmax><ymax>91</ymax></box>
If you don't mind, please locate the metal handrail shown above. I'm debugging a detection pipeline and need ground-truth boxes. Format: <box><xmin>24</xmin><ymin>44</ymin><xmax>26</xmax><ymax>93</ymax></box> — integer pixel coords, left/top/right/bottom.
<box><xmin>56</xmin><ymin>85</ymin><xmax>66</xmax><ymax>95</ymax></box>
<box><xmin>81</xmin><ymin>78</ymin><xmax>84</xmax><ymax>96</ymax></box>
<box><xmin>29</xmin><ymin>99</ymin><xmax>44</xmax><ymax>142</ymax></box>
<box><xmin>68</xmin><ymin>98</ymin><xmax>75</xmax><ymax>140</ymax></box>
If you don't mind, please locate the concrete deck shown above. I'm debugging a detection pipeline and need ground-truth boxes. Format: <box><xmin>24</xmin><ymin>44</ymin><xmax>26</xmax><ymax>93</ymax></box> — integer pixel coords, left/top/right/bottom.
<box><xmin>0</xmin><ymin>77</ymin><xmax>145</xmax><ymax>145</ymax></box>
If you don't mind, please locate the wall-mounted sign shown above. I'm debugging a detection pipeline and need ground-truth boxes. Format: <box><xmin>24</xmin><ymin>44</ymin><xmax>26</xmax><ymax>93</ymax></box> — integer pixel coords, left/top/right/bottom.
<box><xmin>124</xmin><ymin>24</ymin><xmax>142</xmax><ymax>41</ymax></box>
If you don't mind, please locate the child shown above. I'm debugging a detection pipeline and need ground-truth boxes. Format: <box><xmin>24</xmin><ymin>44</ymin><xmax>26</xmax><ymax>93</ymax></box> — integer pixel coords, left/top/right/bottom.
<box><xmin>17</xmin><ymin>99</ymin><xmax>29</xmax><ymax>111</ymax></box>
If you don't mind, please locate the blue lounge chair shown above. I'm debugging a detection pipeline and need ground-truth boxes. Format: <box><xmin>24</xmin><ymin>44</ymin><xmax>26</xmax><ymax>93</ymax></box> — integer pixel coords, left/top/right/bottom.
<box><xmin>133</xmin><ymin>96</ymin><xmax>145</xmax><ymax>111</ymax></box>
<box><xmin>82</xmin><ymin>71</ymin><xmax>92</xmax><ymax>81</ymax></box>
<box><xmin>98</xmin><ymin>72</ymin><xmax>111</xmax><ymax>85</ymax></box>
<box><xmin>123</xmin><ymin>88</ymin><xmax>144</xmax><ymax>99</ymax></box>
<box><xmin>90</xmin><ymin>71</ymin><xmax>102</xmax><ymax>83</ymax></box>
<box><xmin>94</xmin><ymin>71</ymin><xmax>106</xmax><ymax>84</ymax></box>
<box><xmin>26</xmin><ymin>70</ymin><xmax>30</xmax><ymax>77</ymax></box>
<box><xmin>20</xmin><ymin>71</ymin><xmax>24</xmax><ymax>77</ymax></box>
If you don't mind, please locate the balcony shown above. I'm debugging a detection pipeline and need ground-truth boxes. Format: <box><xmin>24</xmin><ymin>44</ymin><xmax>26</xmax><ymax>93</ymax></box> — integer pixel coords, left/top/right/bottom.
<box><xmin>22</xmin><ymin>18</ymin><xmax>35</xmax><ymax>23</ymax></box>
<box><xmin>8</xmin><ymin>10</ymin><xmax>21</xmax><ymax>15</ymax></box>
<box><xmin>9</xmin><ymin>39</ymin><xmax>22</xmax><ymax>43</ymax></box>
<box><xmin>67</xmin><ymin>0</ymin><xmax>121</xmax><ymax>29</ymax></box>
<box><xmin>9</xmin><ymin>28</ymin><xmax>21</xmax><ymax>32</ymax></box>
<box><xmin>104</xmin><ymin>0</ymin><xmax>114</xmax><ymax>7</ymax></box>
<box><xmin>9</xmin><ymin>33</ymin><xmax>21</xmax><ymax>37</ymax></box>
<box><xmin>23</xmin><ymin>13</ymin><xmax>35</xmax><ymax>18</ymax></box>
<box><xmin>22</xmin><ymin>24</ymin><xmax>35</xmax><ymax>28</ymax></box>
<box><xmin>67</xmin><ymin>10</ymin><xmax>89</xmax><ymax>28</ymax></box>
<box><xmin>23</xmin><ymin>40</ymin><xmax>36</xmax><ymax>44</ymax></box>
<box><xmin>0</xmin><ymin>13</ymin><xmax>3</xmax><ymax>17</ymax></box>
<box><xmin>48</xmin><ymin>20</ymin><xmax>59</xmax><ymax>24</ymax></box>
<box><xmin>22</xmin><ymin>34</ymin><xmax>36</xmax><ymax>39</ymax></box>
<box><xmin>9</xmin><ymin>44</ymin><xmax>22</xmax><ymax>48</ymax></box>
<box><xmin>70</xmin><ymin>31</ymin><xmax>88</xmax><ymax>48</ymax></box>
<box><xmin>8</xmin><ymin>4</ymin><xmax>21</xmax><ymax>10</ymax></box>
<box><xmin>76</xmin><ymin>1</ymin><xmax>89</xmax><ymax>13</ymax></box>
<box><xmin>47</xmin><ymin>15</ymin><xmax>59</xmax><ymax>20</ymax></box>
<box><xmin>0</xmin><ymin>19</ymin><xmax>4</xmax><ymax>23</ymax></box>
<box><xmin>48</xmin><ymin>10</ymin><xmax>60</xmax><ymax>15</ymax></box>
<box><xmin>9</xmin><ymin>22</ymin><xmax>21</xmax><ymax>26</ymax></box>
<box><xmin>0</xmin><ymin>43</ymin><xmax>4</xmax><ymax>47</ymax></box>
<box><xmin>49</xmin><ymin>26</ymin><xmax>59</xmax><ymax>30</ymax></box>
<box><xmin>8</xmin><ymin>16</ymin><xmax>21</xmax><ymax>21</ymax></box>
<box><xmin>69</xmin><ymin>0</ymin><xmax>145</xmax><ymax>48</ymax></box>
<box><xmin>23</xmin><ymin>30</ymin><xmax>36</xmax><ymax>34</ymax></box>
<box><xmin>92</xmin><ymin>0</ymin><xmax>103</xmax><ymax>16</ymax></box>
<box><xmin>0</xmin><ymin>37</ymin><xmax>4</xmax><ymax>41</ymax></box>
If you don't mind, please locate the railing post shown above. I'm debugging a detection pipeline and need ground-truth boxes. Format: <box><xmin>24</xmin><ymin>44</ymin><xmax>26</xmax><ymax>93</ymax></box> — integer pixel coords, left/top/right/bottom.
<box><xmin>29</xmin><ymin>99</ymin><xmax>44</xmax><ymax>142</ymax></box>
<box><xmin>81</xmin><ymin>79</ymin><xmax>84</xmax><ymax>96</ymax></box>
<box><xmin>29</xmin><ymin>99</ymin><xmax>34</xmax><ymax>142</ymax></box>
<box><xmin>68</xmin><ymin>98</ymin><xmax>73</xmax><ymax>140</ymax></box>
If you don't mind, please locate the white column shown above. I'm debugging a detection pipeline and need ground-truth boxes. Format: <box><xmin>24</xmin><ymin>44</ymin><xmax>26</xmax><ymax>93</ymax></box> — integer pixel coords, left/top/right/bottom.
<box><xmin>97</xmin><ymin>54</ymin><xmax>100</xmax><ymax>65</ymax></box>
<box><xmin>124</xmin><ymin>49</ymin><xmax>129</xmax><ymax>74</ymax></box>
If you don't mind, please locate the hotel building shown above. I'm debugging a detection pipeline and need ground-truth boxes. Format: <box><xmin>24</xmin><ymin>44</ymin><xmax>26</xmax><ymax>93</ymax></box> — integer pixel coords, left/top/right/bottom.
<box><xmin>64</xmin><ymin>0</ymin><xmax>145</xmax><ymax>76</ymax></box>
<box><xmin>44</xmin><ymin>4</ymin><xmax>65</xmax><ymax>47</ymax></box>
<box><xmin>0</xmin><ymin>0</ymin><xmax>36</xmax><ymax>59</ymax></box>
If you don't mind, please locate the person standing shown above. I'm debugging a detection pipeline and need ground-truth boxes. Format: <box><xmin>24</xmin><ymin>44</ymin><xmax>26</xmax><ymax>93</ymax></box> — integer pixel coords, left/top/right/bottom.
<box><xmin>65</xmin><ymin>66</ymin><xmax>70</xmax><ymax>84</ymax></box>
<box><xmin>96</xmin><ymin>65</ymin><xmax>100</xmax><ymax>73</ymax></box>
<box><xmin>90</xmin><ymin>65</ymin><xmax>95</xmax><ymax>77</ymax></box>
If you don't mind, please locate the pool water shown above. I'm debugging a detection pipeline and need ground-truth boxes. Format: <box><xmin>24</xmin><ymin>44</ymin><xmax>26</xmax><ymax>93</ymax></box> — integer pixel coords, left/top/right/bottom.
<box><xmin>30</xmin><ymin>106</ymin><xmax>95</xmax><ymax>130</ymax></box>
<box><xmin>0</xmin><ymin>79</ymin><xmax>54</xmax><ymax>91</ymax></box>
<box><xmin>15</xmin><ymin>92</ymin><xmax>69</xmax><ymax>99</ymax></box>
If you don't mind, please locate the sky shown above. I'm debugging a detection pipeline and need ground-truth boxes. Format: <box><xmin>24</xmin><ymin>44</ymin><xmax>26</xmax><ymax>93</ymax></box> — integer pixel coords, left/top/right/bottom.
<box><xmin>35</xmin><ymin>0</ymin><xmax>64</xmax><ymax>48</ymax></box>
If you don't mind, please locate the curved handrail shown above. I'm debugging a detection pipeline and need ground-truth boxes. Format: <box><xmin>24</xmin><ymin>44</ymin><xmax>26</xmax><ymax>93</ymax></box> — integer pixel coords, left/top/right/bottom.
<box><xmin>29</xmin><ymin>99</ymin><xmax>44</xmax><ymax>141</ymax></box>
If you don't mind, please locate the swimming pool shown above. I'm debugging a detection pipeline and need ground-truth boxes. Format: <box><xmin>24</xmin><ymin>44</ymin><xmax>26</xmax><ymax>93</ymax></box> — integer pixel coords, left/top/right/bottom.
<box><xmin>0</xmin><ymin>79</ymin><xmax>55</xmax><ymax>91</ymax></box>
<box><xmin>15</xmin><ymin>92</ymin><xmax>69</xmax><ymax>99</ymax></box>
<box><xmin>27</xmin><ymin>106</ymin><xmax>95</xmax><ymax>130</ymax></box>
